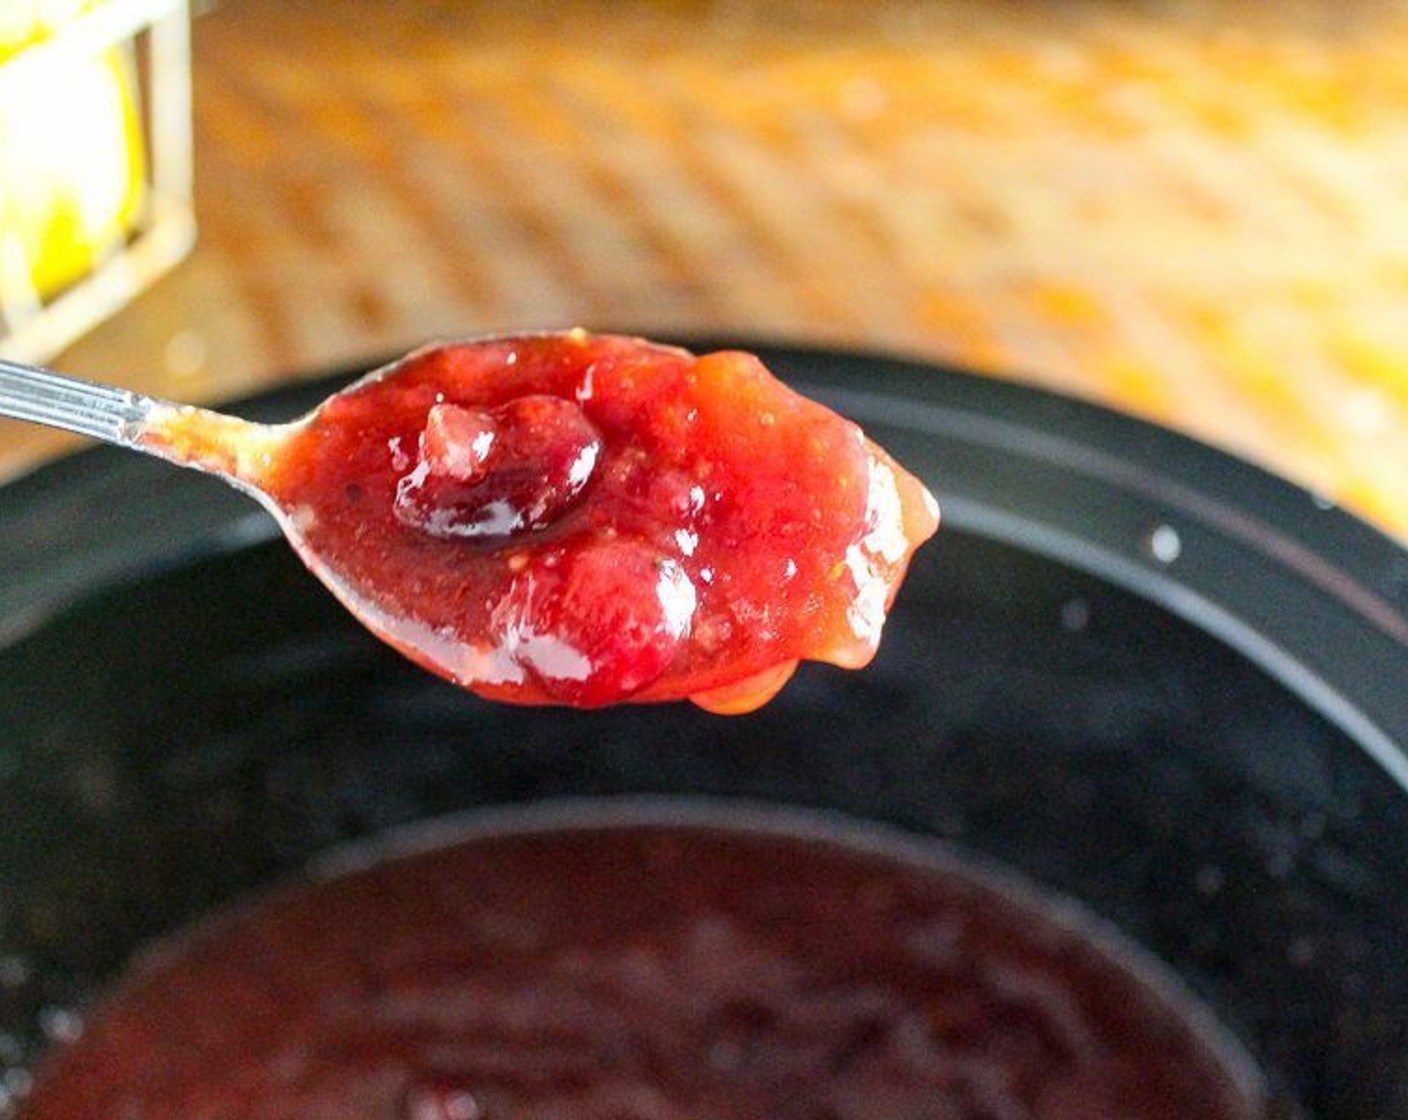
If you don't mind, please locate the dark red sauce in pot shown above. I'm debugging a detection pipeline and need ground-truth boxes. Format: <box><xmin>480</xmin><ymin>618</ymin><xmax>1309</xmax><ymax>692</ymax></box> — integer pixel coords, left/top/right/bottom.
<box><xmin>18</xmin><ymin>805</ymin><xmax>1266</xmax><ymax>1120</ymax></box>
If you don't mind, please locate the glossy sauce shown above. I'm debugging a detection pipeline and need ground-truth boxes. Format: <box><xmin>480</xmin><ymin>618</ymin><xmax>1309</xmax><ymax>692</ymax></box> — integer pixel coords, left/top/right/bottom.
<box><xmin>153</xmin><ymin>334</ymin><xmax>938</xmax><ymax>713</ymax></box>
<box><xmin>19</xmin><ymin>805</ymin><xmax>1266</xmax><ymax>1120</ymax></box>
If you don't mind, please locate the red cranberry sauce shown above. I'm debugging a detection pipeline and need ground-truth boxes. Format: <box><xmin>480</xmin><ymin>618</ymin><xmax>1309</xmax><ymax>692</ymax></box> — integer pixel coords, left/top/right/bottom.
<box><xmin>256</xmin><ymin>333</ymin><xmax>938</xmax><ymax>711</ymax></box>
<box><xmin>17</xmin><ymin>810</ymin><xmax>1267</xmax><ymax>1120</ymax></box>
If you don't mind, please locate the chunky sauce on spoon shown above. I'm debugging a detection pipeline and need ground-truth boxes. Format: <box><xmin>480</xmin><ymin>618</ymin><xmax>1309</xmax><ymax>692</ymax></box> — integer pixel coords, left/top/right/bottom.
<box><xmin>149</xmin><ymin>333</ymin><xmax>938</xmax><ymax>712</ymax></box>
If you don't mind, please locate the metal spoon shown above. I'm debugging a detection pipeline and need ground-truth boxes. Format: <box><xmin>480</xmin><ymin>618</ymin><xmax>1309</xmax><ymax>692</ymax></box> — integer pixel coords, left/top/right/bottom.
<box><xmin>0</xmin><ymin>345</ymin><xmax>939</xmax><ymax>714</ymax></box>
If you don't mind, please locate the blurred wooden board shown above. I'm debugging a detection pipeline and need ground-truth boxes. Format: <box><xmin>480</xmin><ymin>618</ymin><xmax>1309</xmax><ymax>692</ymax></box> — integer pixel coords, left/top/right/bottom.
<box><xmin>5</xmin><ymin>0</ymin><xmax>1408</xmax><ymax>539</ymax></box>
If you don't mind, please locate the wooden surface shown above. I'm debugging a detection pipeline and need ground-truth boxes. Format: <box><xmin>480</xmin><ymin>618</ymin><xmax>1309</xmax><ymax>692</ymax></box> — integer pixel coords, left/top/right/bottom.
<box><xmin>6</xmin><ymin>0</ymin><xmax>1408</xmax><ymax>539</ymax></box>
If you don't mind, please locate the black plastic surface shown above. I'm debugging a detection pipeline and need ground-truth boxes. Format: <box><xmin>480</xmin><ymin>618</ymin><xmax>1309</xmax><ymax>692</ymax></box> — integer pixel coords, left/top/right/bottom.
<box><xmin>1</xmin><ymin>343</ymin><xmax>1406</xmax><ymax>1118</ymax></box>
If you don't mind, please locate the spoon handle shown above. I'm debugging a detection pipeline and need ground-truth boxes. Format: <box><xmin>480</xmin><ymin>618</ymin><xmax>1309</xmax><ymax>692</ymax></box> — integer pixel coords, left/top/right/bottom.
<box><xmin>0</xmin><ymin>357</ymin><xmax>158</xmax><ymax>448</ymax></box>
<box><xmin>0</xmin><ymin>356</ymin><xmax>285</xmax><ymax>487</ymax></box>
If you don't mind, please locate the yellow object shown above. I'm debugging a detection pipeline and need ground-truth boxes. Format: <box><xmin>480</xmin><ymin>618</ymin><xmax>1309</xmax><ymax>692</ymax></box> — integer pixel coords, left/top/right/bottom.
<box><xmin>0</xmin><ymin>0</ymin><xmax>147</xmax><ymax>304</ymax></box>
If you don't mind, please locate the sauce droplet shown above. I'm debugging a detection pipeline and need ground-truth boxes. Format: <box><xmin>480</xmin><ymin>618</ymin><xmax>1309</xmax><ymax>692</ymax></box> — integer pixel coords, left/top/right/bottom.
<box><xmin>402</xmin><ymin>1080</ymin><xmax>483</xmax><ymax>1120</ymax></box>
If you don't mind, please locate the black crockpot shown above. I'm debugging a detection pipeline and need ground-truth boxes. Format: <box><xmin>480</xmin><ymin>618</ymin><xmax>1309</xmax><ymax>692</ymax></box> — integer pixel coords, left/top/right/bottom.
<box><xmin>1</xmin><ymin>342</ymin><xmax>1406</xmax><ymax>1118</ymax></box>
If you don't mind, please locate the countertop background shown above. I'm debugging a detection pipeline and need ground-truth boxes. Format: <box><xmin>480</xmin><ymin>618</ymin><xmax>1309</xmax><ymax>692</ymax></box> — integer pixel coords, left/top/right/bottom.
<box><xmin>5</xmin><ymin>0</ymin><xmax>1408</xmax><ymax>539</ymax></box>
